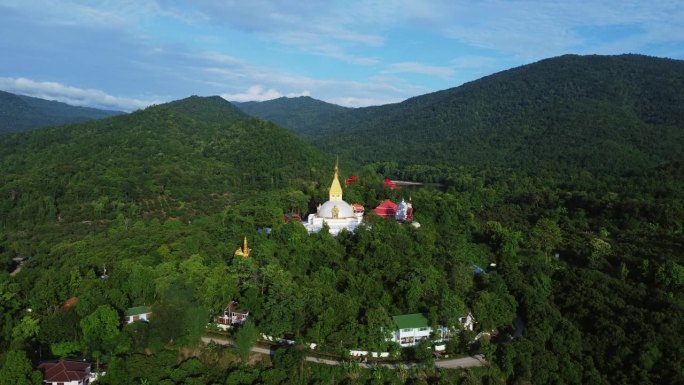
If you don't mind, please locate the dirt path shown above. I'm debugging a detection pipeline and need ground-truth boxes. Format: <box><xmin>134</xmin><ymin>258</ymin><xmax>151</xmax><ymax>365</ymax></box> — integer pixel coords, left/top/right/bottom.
<box><xmin>10</xmin><ymin>265</ymin><xmax>22</xmax><ymax>277</ymax></box>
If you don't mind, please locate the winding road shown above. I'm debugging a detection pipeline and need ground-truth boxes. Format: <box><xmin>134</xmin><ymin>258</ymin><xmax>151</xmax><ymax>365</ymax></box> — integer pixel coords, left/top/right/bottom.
<box><xmin>201</xmin><ymin>336</ymin><xmax>486</xmax><ymax>370</ymax></box>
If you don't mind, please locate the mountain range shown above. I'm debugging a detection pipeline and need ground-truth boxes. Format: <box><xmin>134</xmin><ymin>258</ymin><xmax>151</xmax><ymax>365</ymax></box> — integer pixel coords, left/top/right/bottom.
<box><xmin>0</xmin><ymin>95</ymin><xmax>328</xmax><ymax>234</ymax></box>
<box><xmin>1</xmin><ymin>55</ymin><xmax>683</xmax><ymax>385</ymax></box>
<box><xmin>0</xmin><ymin>90</ymin><xmax>124</xmax><ymax>133</ymax></box>
<box><xmin>236</xmin><ymin>54</ymin><xmax>684</xmax><ymax>176</ymax></box>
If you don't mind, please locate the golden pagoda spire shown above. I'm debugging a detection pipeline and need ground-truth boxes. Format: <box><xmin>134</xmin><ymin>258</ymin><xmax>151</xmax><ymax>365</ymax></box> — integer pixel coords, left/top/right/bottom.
<box><xmin>329</xmin><ymin>156</ymin><xmax>343</xmax><ymax>201</ymax></box>
<box><xmin>234</xmin><ymin>236</ymin><xmax>251</xmax><ymax>257</ymax></box>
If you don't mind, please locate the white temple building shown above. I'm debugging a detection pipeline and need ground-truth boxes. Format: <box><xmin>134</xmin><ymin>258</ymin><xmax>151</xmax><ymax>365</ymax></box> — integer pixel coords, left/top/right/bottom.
<box><xmin>303</xmin><ymin>159</ymin><xmax>364</xmax><ymax>236</ymax></box>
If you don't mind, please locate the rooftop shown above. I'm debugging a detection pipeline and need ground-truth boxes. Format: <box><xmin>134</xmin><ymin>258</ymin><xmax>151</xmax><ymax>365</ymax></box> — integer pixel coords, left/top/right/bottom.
<box><xmin>38</xmin><ymin>359</ymin><xmax>90</xmax><ymax>382</ymax></box>
<box><xmin>393</xmin><ymin>313</ymin><xmax>430</xmax><ymax>329</ymax></box>
<box><xmin>125</xmin><ymin>306</ymin><xmax>152</xmax><ymax>316</ymax></box>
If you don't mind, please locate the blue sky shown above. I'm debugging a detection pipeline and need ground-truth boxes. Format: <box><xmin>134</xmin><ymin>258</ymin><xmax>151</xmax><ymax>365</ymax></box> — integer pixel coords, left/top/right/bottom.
<box><xmin>1</xmin><ymin>0</ymin><xmax>683</xmax><ymax>111</ymax></box>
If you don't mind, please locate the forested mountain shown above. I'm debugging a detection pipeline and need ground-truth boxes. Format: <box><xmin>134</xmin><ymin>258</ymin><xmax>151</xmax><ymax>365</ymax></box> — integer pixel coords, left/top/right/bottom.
<box><xmin>0</xmin><ymin>62</ymin><xmax>682</xmax><ymax>385</ymax></box>
<box><xmin>0</xmin><ymin>90</ymin><xmax>124</xmax><ymax>133</ymax></box>
<box><xmin>235</xmin><ymin>96</ymin><xmax>349</xmax><ymax>135</ymax></box>
<box><xmin>239</xmin><ymin>54</ymin><xmax>684</xmax><ymax>176</ymax></box>
<box><xmin>167</xmin><ymin>95</ymin><xmax>248</xmax><ymax>124</ymax></box>
<box><xmin>0</xmin><ymin>95</ymin><xmax>329</xmax><ymax>246</ymax></box>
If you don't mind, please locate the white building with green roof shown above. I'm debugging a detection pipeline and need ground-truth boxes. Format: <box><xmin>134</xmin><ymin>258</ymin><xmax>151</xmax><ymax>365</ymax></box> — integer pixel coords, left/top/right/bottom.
<box><xmin>124</xmin><ymin>306</ymin><xmax>152</xmax><ymax>324</ymax></box>
<box><xmin>390</xmin><ymin>313</ymin><xmax>439</xmax><ymax>347</ymax></box>
<box><xmin>389</xmin><ymin>312</ymin><xmax>475</xmax><ymax>347</ymax></box>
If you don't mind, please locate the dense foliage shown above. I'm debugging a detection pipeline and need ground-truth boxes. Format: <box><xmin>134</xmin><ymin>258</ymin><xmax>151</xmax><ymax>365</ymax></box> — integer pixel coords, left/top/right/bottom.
<box><xmin>236</xmin><ymin>96</ymin><xmax>349</xmax><ymax>134</ymax></box>
<box><xmin>1</xmin><ymin>59</ymin><xmax>683</xmax><ymax>384</ymax></box>
<box><xmin>0</xmin><ymin>90</ymin><xmax>123</xmax><ymax>133</ymax></box>
<box><xmin>238</xmin><ymin>54</ymin><xmax>684</xmax><ymax>176</ymax></box>
<box><xmin>0</xmin><ymin>96</ymin><xmax>329</xmax><ymax>252</ymax></box>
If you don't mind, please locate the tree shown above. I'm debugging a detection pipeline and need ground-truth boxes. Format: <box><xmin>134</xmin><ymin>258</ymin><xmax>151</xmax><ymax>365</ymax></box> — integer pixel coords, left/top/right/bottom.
<box><xmin>364</xmin><ymin>306</ymin><xmax>394</xmax><ymax>352</ymax></box>
<box><xmin>234</xmin><ymin>320</ymin><xmax>258</xmax><ymax>362</ymax></box>
<box><xmin>80</xmin><ymin>305</ymin><xmax>120</xmax><ymax>363</ymax></box>
<box><xmin>197</xmin><ymin>265</ymin><xmax>239</xmax><ymax>311</ymax></box>
<box><xmin>0</xmin><ymin>350</ymin><xmax>42</xmax><ymax>385</ymax></box>
<box><xmin>50</xmin><ymin>341</ymin><xmax>81</xmax><ymax>358</ymax></box>
<box><xmin>472</xmin><ymin>291</ymin><xmax>517</xmax><ymax>331</ymax></box>
<box><xmin>528</xmin><ymin>218</ymin><xmax>562</xmax><ymax>257</ymax></box>
<box><xmin>11</xmin><ymin>315</ymin><xmax>39</xmax><ymax>346</ymax></box>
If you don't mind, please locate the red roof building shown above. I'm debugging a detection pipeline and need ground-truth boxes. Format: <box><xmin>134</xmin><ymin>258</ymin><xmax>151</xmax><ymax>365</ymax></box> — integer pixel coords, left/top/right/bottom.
<box><xmin>345</xmin><ymin>175</ymin><xmax>357</xmax><ymax>186</ymax></box>
<box><xmin>374</xmin><ymin>200</ymin><xmax>399</xmax><ymax>219</ymax></box>
<box><xmin>351</xmin><ymin>203</ymin><xmax>364</xmax><ymax>214</ymax></box>
<box><xmin>216</xmin><ymin>301</ymin><xmax>250</xmax><ymax>329</ymax></box>
<box><xmin>38</xmin><ymin>359</ymin><xmax>92</xmax><ymax>385</ymax></box>
<box><xmin>383</xmin><ymin>178</ymin><xmax>397</xmax><ymax>189</ymax></box>
<box><xmin>61</xmin><ymin>296</ymin><xmax>78</xmax><ymax>311</ymax></box>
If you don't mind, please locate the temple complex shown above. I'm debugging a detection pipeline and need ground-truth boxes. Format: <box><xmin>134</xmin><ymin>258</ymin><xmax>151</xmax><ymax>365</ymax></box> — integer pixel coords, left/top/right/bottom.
<box><xmin>303</xmin><ymin>158</ymin><xmax>364</xmax><ymax>236</ymax></box>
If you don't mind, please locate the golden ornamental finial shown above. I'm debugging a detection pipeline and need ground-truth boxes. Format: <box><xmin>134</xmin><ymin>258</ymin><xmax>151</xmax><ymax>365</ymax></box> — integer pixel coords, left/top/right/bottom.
<box><xmin>234</xmin><ymin>236</ymin><xmax>251</xmax><ymax>257</ymax></box>
<box><xmin>329</xmin><ymin>156</ymin><xmax>343</xmax><ymax>202</ymax></box>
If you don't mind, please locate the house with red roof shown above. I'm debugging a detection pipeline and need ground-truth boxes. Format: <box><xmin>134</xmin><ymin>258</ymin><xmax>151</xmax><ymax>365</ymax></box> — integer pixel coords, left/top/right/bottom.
<box><xmin>61</xmin><ymin>296</ymin><xmax>78</xmax><ymax>311</ymax></box>
<box><xmin>216</xmin><ymin>301</ymin><xmax>249</xmax><ymax>330</ymax></box>
<box><xmin>38</xmin><ymin>359</ymin><xmax>93</xmax><ymax>385</ymax></box>
<box><xmin>383</xmin><ymin>178</ymin><xmax>397</xmax><ymax>189</ymax></box>
<box><xmin>373</xmin><ymin>200</ymin><xmax>398</xmax><ymax>219</ymax></box>
<box><xmin>351</xmin><ymin>203</ymin><xmax>364</xmax><ymax>214</ymax></box>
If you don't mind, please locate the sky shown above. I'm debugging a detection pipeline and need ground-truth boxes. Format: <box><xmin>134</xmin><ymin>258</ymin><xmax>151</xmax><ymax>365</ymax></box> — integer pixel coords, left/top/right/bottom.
<box><xmin>1</xmin><ymin>0</ymin><xmax>683</xmax><ymax>111</ymax></box>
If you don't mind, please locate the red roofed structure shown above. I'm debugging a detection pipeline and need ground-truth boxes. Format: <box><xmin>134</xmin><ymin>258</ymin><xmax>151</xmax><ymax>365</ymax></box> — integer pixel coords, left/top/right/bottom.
<box><xmin>345</xmin><ymin>175</ymin><xmax>357</xmax><ymax>186</ymax></box>
<box><xmin>383</xmin><ymin>178</ymin><xmax>397</xmax><ymax>189</ymax></box>
<box><xmin>61</xmin><ymin>296</ymin><xmax>78</xmax><ymax>311</ymax></box>
<box><xmin>352</xmin><ymin>203</ymin><xmax>364</xmax><ymax>214</ymax></box>
<box><xmin>38</xmin><ymin>359</ymin><xmax>92</xmax><ymax>385</ymax></box>
<box><xmin>374</xmin><ymin>200</ymin><xmax>398</xmax><ymax>219</ymax></box>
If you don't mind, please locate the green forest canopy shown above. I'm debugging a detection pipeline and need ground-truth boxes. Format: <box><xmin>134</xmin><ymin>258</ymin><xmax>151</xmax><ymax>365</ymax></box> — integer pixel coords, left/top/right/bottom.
<box><xmin>1</xmin><ymin>60</ymin><xmax>683</xmax><ymax>384</ymax></box>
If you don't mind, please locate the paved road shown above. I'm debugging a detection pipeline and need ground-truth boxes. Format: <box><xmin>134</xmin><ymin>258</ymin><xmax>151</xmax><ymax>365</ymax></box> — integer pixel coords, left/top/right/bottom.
<box><xmin>201</xmin><ymin>336</ymin><xmax>486</xmax><ymax>370</ymax></box>
<box><xmin>435</xmin><ymin>354</ymin><xmax>485</xmax><ymax>369</ymax></box>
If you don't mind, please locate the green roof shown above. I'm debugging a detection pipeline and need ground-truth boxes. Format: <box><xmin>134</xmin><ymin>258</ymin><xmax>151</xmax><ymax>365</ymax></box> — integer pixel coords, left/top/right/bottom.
<box><xmin>393</xmin><ymin>313</ymin><xmax>430</xmax><ymax>329</ymax></box>
<box><xmin>125</xmin><ymin>306</ymin><xmax>152</xmax><ymax>316</ymax></box>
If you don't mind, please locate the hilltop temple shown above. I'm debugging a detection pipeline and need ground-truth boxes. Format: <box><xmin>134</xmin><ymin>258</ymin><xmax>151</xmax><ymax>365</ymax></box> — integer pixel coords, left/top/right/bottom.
<box><xmin>303</xmin><ymin>159</ymin><xmax>364</xmax><ymax>236</ymax></box>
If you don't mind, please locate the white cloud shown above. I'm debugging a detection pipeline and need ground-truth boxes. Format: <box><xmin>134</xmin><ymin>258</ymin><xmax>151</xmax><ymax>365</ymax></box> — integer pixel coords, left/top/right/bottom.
<box><xmin>307</xmin><ymin>44</ymin><xmax>380</xmax><ymax>65</ymax></box>
<box><xmin>0</xmin><ymin>77</ymin><xmax>156</xmax><ymax>111</ymax></box>
<box><xmin>4</xmin><ymin>0</ymin><xmax>683</xmax><ymax>113</ymax></box>
<box><xmin>384</xmin><ymin>62</ymin><xmax>455</xmax><ymax>78</ymax></box>
<box><xmin>220</xmin><ymin>85</ymin><xmax>310</xmax><ymax>102</ymax></box>
<box><xmin>329</xmin><ymin>96</ymin><xmax>403</xmax><ymax>108</ymax></box>
<box><xmin>439</xmin><ymin>0</ymin><xmax>684</xmax><ymax>60</ymax></box>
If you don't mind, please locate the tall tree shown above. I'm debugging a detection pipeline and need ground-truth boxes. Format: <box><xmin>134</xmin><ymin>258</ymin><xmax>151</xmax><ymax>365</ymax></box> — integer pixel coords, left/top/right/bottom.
<box><xmin>80</xmin><ymin>305</ymin><xmax>120</xmax><ymax>364</ymax></box>
<box><xmin>235</xmin><ymin>320</ymin><xmax>258</xmax><ymax>363</ymax></box>
<box><xmin>0</xmin><ymin>350</ymin><xmax>42</xmax><ymax>385</ymax></box>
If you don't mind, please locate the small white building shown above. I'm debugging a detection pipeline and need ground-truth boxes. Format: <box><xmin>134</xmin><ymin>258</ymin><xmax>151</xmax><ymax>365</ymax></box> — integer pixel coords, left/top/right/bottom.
<box><xmin>459</xmin><ymin>312</ymin><xmax>476</xmax><ymax>331</ymax></box>
<box><xmin>216</xmin><ymin>301</ymin><xmax>249</xmax><ymax>330</ymax></box>
<box><xmin>124</xmin><ymin>306</ymin><xmax>152</xmax><ymax>324</ymax></box>
<box><xmin>389</xmin><ymin>313</ymin><xmax>446</xmax><ymax>347</ymax></box>
<box><xmin>388</xmin><ymin>312</ymin><xmax>476</xmax><ymax>347</ymax></box>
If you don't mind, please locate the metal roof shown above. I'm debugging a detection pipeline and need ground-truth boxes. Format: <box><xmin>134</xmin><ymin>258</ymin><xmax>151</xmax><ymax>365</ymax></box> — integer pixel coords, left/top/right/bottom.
<box><xmin>393</xmin><ymin>313</ymin><xmax>430</xmax><ymax>329</ymax></box>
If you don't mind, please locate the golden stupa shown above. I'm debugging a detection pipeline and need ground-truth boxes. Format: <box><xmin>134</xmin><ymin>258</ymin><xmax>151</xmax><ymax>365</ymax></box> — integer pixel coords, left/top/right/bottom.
<box><xmin>234</xmin><ymin>237</ymin><xmax>251</xmax><ymax>257</ymax></box>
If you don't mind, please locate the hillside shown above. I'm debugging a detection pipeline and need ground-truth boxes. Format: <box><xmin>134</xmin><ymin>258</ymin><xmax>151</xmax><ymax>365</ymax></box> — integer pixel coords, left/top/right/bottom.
<box><xmin>0</xmin><ymin>95</ymin><xmax>330</xmax><ymax>242</ymax></box>
<box><xmin>0</xmin><ymin>90</ymin><xmax>124</xmax><ymax>133</ymax></box>
<box><xmin>240</xmin><ymin>55</ymin><xmax>684</xmax><ymax>176</ymax></box>
<box><xmin>166</xmin><ymin>95</ymin><xmax>248</xmax><ymax>124</ymax></box>
<box><xmin>235</xmin><ymin>96</ymin><xmax>349</xmax><ymax>136</ymax></box>
<box><xmin>1</xmin><ymin>63</ymin><xmax>682</xmax><ymax>385</ymax></box>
